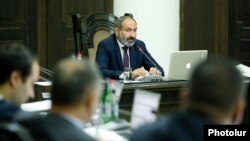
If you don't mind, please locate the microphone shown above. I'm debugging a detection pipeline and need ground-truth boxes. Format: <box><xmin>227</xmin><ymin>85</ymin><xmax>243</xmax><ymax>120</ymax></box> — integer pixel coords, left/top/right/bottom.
<box><xmin>136</xmin><ymin>46</ymin><xmax>162</xmax><ymax>81</ymax></box>
<box><xmin>136</xmin><ymin>46</ymin><xmax>157</xmax><ymax>70</ymax></box>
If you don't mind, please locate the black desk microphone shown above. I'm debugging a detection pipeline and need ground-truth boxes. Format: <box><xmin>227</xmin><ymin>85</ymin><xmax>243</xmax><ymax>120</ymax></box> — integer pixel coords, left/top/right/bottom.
<box><xmin>136</xmin><ymin>46</ymin><xmax>163</xmax><ymax>82</ymax></box>
<box><xmin>136</xmin><ymin>46</ymin><xmax>158</xmax><ymax>71</ymax></box>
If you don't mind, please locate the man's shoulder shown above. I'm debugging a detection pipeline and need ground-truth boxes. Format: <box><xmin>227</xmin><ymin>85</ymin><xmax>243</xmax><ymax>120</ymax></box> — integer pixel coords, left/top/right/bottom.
<box><xmin>131</xmin><ymin>112</ymin><xmax>203</xmax><ymax>141</ymax></box>
<box><xmin>14</xmin><ymin>110</ymin><xmax>41</xmax><ymax>122</ymax></box>
<box><xmin>0</xmin><ymin>100</ymin><xmax>20</xmax><ymax>122</ymax></box>
<box><xmin>130</xmin><ymin>116</ymin><xmax>170</xmax><ymax>141</ymax></box>
<box><xmin>21</xmin><ymin>114</ymin><xmax>96</xmax><ymax>141</ymax></box>
<box><xmin>135</xmin><ymin>39</ymin><xmax>144</xmax><ymax>44</ymax></box>
<box><xmin>99</xmin><ymin>34</ymin><xmax>116</xmax><ymax>44</ymax></box>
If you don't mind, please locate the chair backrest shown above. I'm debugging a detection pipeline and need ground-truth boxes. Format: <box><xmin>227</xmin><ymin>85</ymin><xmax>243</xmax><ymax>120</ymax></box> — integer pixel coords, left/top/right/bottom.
<box><xmin>83</xmin><ymin>13</ymin><xmax>118</xmax><ymax>63</ymax></box>
<box><xmin>0</xmin><ymin>122</ymin><xmax>35</xmax><ymax>141</ymax></box>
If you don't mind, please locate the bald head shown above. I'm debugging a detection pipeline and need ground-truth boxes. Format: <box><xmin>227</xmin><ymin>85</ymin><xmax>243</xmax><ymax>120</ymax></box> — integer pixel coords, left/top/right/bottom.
<box><xmin>51</xmin><ymin>58</ymin><xmax>102</xmax><ymax>107</ymax></box>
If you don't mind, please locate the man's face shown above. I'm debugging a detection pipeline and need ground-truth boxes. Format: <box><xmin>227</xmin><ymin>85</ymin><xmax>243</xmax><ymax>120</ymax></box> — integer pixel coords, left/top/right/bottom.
<box><xmin>12</xmin><ymin>61</ymin><xmax>40</xmax><ymax>104</ymax></box>
<box><xmin>116</xmin><ymin>18</ymin><xmax>137</xmax><ymax>47</ymax></box>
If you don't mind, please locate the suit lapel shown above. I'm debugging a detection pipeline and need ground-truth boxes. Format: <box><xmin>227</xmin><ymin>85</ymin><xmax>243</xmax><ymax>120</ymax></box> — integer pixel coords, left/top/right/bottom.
<box><xmin>114</xmin><ymin>42</ymin><xmax>123</xmax><ymax>70</ymax></box>
<box><xmin>129</xmin><ymin>46</ymin><xmax>138</xmax><ymax>69</ymax></box>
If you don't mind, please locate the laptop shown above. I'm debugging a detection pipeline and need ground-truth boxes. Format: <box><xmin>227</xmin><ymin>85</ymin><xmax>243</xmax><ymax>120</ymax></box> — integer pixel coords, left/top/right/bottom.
<box><xmin>165</xmin><ymin>50</ymin><xmax>208</xmax><ymax>80</ymax></box>
<box><xmin>115</xmin><ymin>89</ymin><xmax>161</xmax><ymax>138</ymax></box>
<box><xmin>130</xmin><ymin>89</ymin><xmax>161</xmax><ymax>129</ymax></box>
<box><xmin>96</xmin><ymin>89</ymin><xmax>161</xmax><ymax>139</ymax></box>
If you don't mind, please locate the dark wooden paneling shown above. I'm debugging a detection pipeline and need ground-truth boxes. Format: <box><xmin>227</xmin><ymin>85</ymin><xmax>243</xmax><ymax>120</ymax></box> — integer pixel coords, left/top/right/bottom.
<box><xmin>0</xmin><ymin>0</ymin><xmax>37</xmax><ymax>52</ymax></box>
<box><xmin>228</xmin><ymin>0</ymin><xmax>250</xmax><ymax>66</ymax></box>
<box><xmin>180</xmin><ymin>0</ymin><xmax>228</xmax><ymax>57</ymax></box>
<box><xmin>215</xmin><ymin>0</ymin><xmax>228</xmax><ymax>57</ymax></box>
<box><xmin>0</xmin><ymin>0</ymin><xmax>113</xmax><ymax>80</ymax></box>
<box><xmin>37</xmin><ymin>0</ymin><xmax>47</xmax><ymax>68</ymax></box>
<box><xmin>46</xmin><ymin>0</ymin><xmax>113</xmax><ymax>69</ymax></box>
<box><xmin>46</xmin><ymin>0</ymin><xmax>65</xmax><ymax>69</ymax></box>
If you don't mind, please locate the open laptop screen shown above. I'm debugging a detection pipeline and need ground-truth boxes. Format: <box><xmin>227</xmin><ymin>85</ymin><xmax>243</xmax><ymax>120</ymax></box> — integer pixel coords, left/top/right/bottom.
<box><xmin>167</xmin><ymin>50</ymin><xmax>208</xmax><ymax>80</ymax></box>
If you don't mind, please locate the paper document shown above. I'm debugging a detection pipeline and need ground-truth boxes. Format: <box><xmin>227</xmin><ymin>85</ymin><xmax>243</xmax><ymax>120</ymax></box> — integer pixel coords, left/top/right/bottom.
<box><xmin>21</xmin><ymin>100</ymin><xmax>51</xmax><ymax>112</ymax></box>
<box><xmin>34</xmin><ymin>81</ymin><xmax>52</xmax><ymax>86</ymax></box>
<box><xmin>236</xmin><ymin>64</ymin><xmax>250</xmax><ymax>78</ymax></box>
<box><xmin>85</xmin><ymin>127</ymin><xmax>128</xmax><ymax>141</ymax></box>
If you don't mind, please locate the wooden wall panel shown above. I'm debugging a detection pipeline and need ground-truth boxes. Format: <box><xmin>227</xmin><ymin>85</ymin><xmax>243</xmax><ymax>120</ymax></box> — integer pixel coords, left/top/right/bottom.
<box><xmin>180</xmin><ymin>0</ymin><xmax>228</xmax><ymax>57</ymax></box>
<box><xmin>228</xmin><ymin>0</ymin><xmax>250</xmax><ymax>66</ymax></box>
<box><xmin>46</xmin><ymin>0</ymin><xmax>113</xmax><ymax>69</ymax></box>
<box><xmin>215</xmin><ymin>0</ymin><xmax>228</xmax><ymax>57</ymax></box>
<box><xmin>0</xmin><ymin>0</ymin><xmax>37</xmax><ymax>52</ymax></box>
<box><xmin>0</xmin><ymin>0</ymin><xmax>113</xmax><ymax>70</ymax></box>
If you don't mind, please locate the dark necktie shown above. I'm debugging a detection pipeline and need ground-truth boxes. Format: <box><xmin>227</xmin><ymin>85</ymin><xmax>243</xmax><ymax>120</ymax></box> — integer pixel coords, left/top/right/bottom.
<box><xmin>123</xmin><ymin>47</ymin><xmax>129</xmax><ymax>67</ymax></box>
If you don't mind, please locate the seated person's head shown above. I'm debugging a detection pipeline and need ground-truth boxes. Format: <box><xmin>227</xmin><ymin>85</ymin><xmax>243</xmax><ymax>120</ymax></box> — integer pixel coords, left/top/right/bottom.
<box><xmin>50</xmin><ymin>58</ymin><xmax>102</xmax><ymax>122</ymax></box>
<box><xmin>115</xmin><ymin>13</ymin><xmax>137</xmax><ymax>47</ymax></box>
<box><xmin>0</xmin><ymin>43</ymin><xmax>40</xmax><ymax>104</ymax></box>
<box><xmin>183</xmin><ymin>57</ymin><xmax>246</xmax><ymax>124</ymax></box>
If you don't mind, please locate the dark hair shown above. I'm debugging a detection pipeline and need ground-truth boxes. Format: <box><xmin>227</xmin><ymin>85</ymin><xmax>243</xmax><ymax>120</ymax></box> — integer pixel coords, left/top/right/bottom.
<box><xmin>0</xmin><ymin>43</ymin><xmax>35</xmax><ymax>84</ymax></box>
<box><xmin>188</xmin><ymin>57</ymin><xmax>246</xmax><ymax>113</ymax></box>
<box><xmin>115</xmin><ymin>13</ymin><xmax>135</xmax><ymax>28</ymax></box>
<box><xmin>51</xmin><ymin>58</ymin><xmax>101</xmax><ymax>106</ymax></box>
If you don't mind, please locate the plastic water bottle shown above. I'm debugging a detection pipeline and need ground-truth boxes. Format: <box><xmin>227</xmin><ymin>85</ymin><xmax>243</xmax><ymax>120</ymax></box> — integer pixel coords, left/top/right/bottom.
<box><xmin>109</xmin><ymin>79</ymin><xmax>119</xmax><ymax>121</ymax></box>
<box><xmin>101</xmin><ymin>80</ymin><xmax>113</xmax><ymax>123</ymax></box>
<box><xmin>101</xmin><ymin>79</ymin><xmax>119</xmax><ymax>123</ymax></box>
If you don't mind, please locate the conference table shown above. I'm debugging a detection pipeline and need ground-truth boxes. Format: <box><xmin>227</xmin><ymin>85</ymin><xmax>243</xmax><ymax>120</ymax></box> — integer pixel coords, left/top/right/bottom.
<box><xmin>33</xmin><ymin>79</ymin><xmax>187</xmax><ymax>118</ymax></box>
<box><xmin>119</xmin><ymin>80</ymin><xmax>187</xmax><ymax>118</ymax></box>
<box><xmin>33</xmin><ymin>78</ymin><xmax>250</xmax><ymax>124</ymax></box>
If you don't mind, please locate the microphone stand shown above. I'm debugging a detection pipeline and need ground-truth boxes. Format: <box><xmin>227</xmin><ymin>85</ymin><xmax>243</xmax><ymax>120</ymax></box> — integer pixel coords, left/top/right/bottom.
<box><xmin>137</xmin><ymin>47</ymin><xmax>160</xmax><ymax>74</ymax></box>
<box><xmin>40</xmin><ymin>67</ymin><xmax>53</xmax><ymax>77</ymax></box>
<box><xmin>136</xmin><ymin>46</ymin><xmax>162</xmax><ymax>82</ymax></box>
<box><xmin>39</xmin><ymin>67</ymin><xmax>54</xmax><ymax>82</ymax></box>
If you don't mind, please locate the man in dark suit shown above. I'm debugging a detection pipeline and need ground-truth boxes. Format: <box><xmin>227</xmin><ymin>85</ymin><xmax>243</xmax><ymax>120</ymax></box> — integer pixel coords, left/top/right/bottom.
<box><xmin>130</xmin><ymin>57</ymin><xmax>247</xmax><ymax>141</ymax></box>
<box><xmin>0</xmin><ymin>43</ymin><xmax>40</xmax><ymax>122</ymax></box>
<box><xmin>96</xmin><ymin>14</ymin><xmax>164</xmax><ymax>79</ymax></box>
<box><xmin>22</xmin><ymin>58</ymin><xmax>102</xmax><ymax>141</ymax></box>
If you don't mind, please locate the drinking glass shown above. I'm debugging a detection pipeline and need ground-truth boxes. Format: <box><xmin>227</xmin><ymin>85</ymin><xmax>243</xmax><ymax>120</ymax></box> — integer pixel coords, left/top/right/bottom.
<box><xmin>123</xmin><ymin>67</ymin><xmax>132</xmax><ymax>82</ymax></box>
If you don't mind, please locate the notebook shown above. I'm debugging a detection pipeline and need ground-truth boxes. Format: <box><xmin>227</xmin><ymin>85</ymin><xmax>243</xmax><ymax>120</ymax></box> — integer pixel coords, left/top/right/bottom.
<box><xmin>166</xmin><ymin>50</ymin><xmax>208</xmax><ymax>80</ymax></box>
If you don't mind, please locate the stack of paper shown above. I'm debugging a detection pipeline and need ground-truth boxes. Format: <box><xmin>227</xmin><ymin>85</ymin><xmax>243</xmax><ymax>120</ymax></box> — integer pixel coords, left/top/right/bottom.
<box><xmin>236</xmin><ymin>64</ymin><xmax>250</xmax><ymax>78</ymax></box>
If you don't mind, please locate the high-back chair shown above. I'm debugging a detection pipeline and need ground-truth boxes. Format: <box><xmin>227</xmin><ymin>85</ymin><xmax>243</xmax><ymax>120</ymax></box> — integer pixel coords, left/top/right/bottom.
<box><xmin>83</xmin><ymin>13</ymin><xmax>117</xmax><ymax>63</ymax></box>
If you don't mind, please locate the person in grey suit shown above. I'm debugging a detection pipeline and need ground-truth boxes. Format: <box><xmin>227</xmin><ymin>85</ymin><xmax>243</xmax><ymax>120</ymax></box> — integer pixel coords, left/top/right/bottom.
<box><xmin>22</xmin><ymin>58</ymin><xmax>102</xmax><ymax>141</ymax></box>
<box><xmin>0</xmin><ymin>43</ymin><xmax>40</xmax><ymax>122</ymax></box>
<box><xmin>130</xmin><ymin>57</ymin><xmax>247</xmax><ymax>141</ymax></box>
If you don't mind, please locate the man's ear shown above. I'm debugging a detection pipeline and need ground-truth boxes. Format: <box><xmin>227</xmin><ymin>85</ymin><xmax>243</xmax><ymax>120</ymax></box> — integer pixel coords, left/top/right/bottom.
<box><xmin>84</xmin><ymin>91</ymin><xmax>98</xmax><ymax>113</ymax></box>
<box><xmin>115</xmin><ymin>27</ymin><xmax>120</xmax><ymax>36</ymax></box>
<box><xmin>231</xmin><ymin>98</ymin><xmax>246</xmax><ymax>124</ymax></box>
<box><xmin>9</xmin><ymin>71</ymin><xmax>21</xmax><ymax>88</ymax></box>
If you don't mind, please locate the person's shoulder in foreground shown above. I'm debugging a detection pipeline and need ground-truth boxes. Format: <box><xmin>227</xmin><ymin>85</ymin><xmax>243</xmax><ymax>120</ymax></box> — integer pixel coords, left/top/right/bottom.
<box><xmin>21</xmin><ymin>57</ymin><xmax>102</xmax><ymax>141</ymax></box>
<box><xmin>131</xmin><ymin>111</ymin><xmax>212</xmax><ymax>141</ymax></box>
<box><xmin>130</xmin><ymin>57</ymin><xmax>247</xmax><ymax>141</ymax></box>
<box><xmin>21</xmin><ymin>113</ymin><xmax>96</xmax><ymax>141</ymax></box>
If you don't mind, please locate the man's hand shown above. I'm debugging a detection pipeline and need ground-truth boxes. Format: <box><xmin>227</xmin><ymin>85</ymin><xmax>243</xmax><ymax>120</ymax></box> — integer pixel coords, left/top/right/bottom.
<box><xmin>149</xmin><ymin>67</ymin><xmax>161</xmax><ymax>75</ymax></box>
<box><xmin>131</xmin><ymin>68</ymin><xmax>146</xmax><ymax>79</ymax></box>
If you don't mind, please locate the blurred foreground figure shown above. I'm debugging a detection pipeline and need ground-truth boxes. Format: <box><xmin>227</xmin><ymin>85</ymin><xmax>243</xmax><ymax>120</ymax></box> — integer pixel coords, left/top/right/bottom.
<box><xmin>130</xmin><ymin>57</ymin><xmax>246</xmax><ymax>141</ymax></box>
<box><xmin>0</xmin><ymin>43</ymin><xmax>40</xmax><ymax>122</ymax></box>
<box><xmin>22</xmin><ymin>58</ymin><xmax>102</xmax><ymax>141</ymax></box>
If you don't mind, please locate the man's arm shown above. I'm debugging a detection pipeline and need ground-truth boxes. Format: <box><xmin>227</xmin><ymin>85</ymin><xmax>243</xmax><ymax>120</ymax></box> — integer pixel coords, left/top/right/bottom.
<box><xmin>95</xmin><ymin>43</ymin><xmax>123</xmax><ymax>79</ymax></box>
<box><xmin>140</xmin><ymin>46</ymin><xmax>165</xmax><ymax>76</ymax></box>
